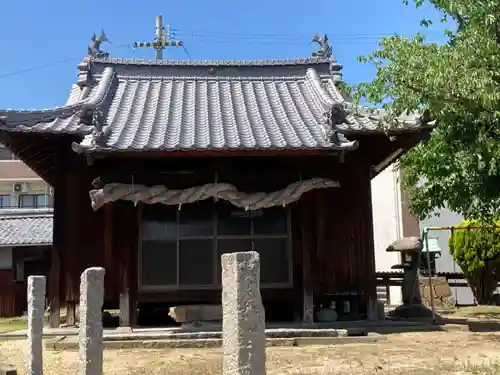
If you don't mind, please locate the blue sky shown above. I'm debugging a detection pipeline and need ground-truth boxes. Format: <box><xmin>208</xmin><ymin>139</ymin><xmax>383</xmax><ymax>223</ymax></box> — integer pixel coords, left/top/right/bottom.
<box><xmin>0</xmin><ymin>0</ymin><xmax>447</xmax><ymax>109</ymax></box>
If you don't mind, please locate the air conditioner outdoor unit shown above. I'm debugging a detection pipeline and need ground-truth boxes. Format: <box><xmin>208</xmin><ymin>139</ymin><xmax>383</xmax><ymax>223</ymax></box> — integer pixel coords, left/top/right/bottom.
<box><xmin>12</xmin><ymin>182</ymin><xmax>28</xmax><ymax>193</ymax></box>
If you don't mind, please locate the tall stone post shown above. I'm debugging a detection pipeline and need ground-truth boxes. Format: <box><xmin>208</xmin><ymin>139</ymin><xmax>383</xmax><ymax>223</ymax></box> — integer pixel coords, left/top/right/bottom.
<box><xmin>221</xmin><ymin>251</ymin><xmax>266</xmax><ymax>375</ymax></box>
<box><xmin>27</xmin><ymin>275</ymin><xmax>46</xmax><ymax>375</ymax></box>
<box><xmin>78</xmin><ymin>267</ymin><xmax>105</xmax><ymax>375</ymax></box>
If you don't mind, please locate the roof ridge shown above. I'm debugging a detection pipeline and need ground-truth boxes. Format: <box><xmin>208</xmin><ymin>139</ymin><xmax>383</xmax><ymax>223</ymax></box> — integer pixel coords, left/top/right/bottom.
<box><xmin>90</xmin><ymin>56</ymin><xmax>341</xmax><ymax>67</ymax></box>
<box><xmin>0</xmin><ymin>214</ymin><xmax>53</xmax><ymax>219</ymax></box>
<box><xmin>305</xmin><ymin>68</ymin><xmax>337</xmax><ymax>111</ymax></box>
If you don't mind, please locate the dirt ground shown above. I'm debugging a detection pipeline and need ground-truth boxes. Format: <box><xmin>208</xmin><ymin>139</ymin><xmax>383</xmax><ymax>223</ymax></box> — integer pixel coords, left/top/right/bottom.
<box><xmin>1</xmin><ymin>330</ymin><xmax>500</xmax><ymax>374</ymax></box>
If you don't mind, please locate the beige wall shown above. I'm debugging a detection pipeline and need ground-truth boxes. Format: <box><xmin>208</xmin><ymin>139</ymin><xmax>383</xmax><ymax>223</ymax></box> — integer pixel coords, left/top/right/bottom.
<box><xmin>371</xmin><ymin>165</ymin><xmax>403</xmax><ymax>305</ymax></box>
<box><xmin>0</xmin><ymin>161</ymin><xmax>40</xmax><ymax>180</ymax></box>
<box><xmin>0</xmin><ymin>145</ymin><xmax>51</xmax><ymax>208</ymax></box>
<box><xmin>0</xmin><ymin>179</ymin><xmax>51</xmax><ymax>208</ymax></box>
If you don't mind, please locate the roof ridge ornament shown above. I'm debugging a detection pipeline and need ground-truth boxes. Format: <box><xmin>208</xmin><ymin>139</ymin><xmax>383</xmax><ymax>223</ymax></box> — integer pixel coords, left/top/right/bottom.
<box><xmin>88</xmin><ymin>30</ymin><xmax>110</xmax><ymax>59</ymax></box>
<box><xmin>310</xmin><ymin>32</ymin><xmax>334</xmax><ymax>60</ymax></box>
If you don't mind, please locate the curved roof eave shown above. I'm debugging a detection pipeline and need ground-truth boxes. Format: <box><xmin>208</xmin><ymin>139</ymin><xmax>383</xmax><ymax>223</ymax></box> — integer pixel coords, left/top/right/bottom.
<box><xmin>0</xmin><ymin>66</ymin><xmax>116</xmax><ymax>135</ymax></box>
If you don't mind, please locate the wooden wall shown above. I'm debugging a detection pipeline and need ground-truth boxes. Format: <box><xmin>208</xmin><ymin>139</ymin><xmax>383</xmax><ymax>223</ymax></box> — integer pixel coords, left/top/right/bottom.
<box><xmin>296</xmin><ymin>161</ymin><xmax>376</xmax><ymax>318</ymax></box>
<box><xmin>0</xmin><ymin>270</ymin><xmax>23</xmax><ymax>318</ymax></box>
<box><xmin>50</xmin><ymin>152</ymin><xmax>376</xmax><ymax>322</ymax></box>
<box><xmin>315</xmin><ymin>163</ymin><xmax>376</xmax><ymax>297</ymax></box>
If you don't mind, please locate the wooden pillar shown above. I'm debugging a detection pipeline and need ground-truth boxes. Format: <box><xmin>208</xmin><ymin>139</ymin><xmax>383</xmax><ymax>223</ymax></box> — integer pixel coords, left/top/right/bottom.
<box><xmin>103</xmin><ymin>205</ymin><xmax>114</xmax><ymax>301</ymax></box>
<box><xmin>119</xmin><ymin>279</ymin><xmax>131</xmax><ymax>326</ymax></box>
<box><xmin>300</xmin><ymin>194</ymin><xmax>315</xmax><ymax>324</ymax></box>
<box><xmin>385</xmin><ymin>277</ymin><xmax>391</xmax><ymax>305</ymax></box>
<box><xmin>66</xmin><ymin>302</ymin><xmax>76</xmax><ymax>326</ymax></box>
<box><xmin>116</xmin><ymin>203</ymin><xmax>137</xmax><ymax>327</ymax></box>
<box><xmin>49</xmin><ymin>156</ymin><xmax>64</xmax><ymax>328</ymax></box>
<box><xmin>291</xmin><ymin>205</ymin><xmax>304</xmax><ymax>322</ymax></box>
<box><xmin>119</xmin><ymin>241</ymin><xmax>130</xmax><ymax>327</ymax></box>
<box><xmin>359</xmin><ymin>164</ymin><xmax>378</xmax><ymax>319</ymax></box>
<box><xmin>48</xmin><ymin>245</ymin><xmax>60</xmax><ymax>328</ymax></box>
<box><xmin>129</xmin><ymin>207</ymin><xmax>138</xmax><ymax>328</ymax></box>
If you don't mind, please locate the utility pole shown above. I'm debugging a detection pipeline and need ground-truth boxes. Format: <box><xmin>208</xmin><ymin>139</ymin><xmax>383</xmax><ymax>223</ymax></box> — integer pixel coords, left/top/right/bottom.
<box><xmin>155</xmin><ymin>15</ymin><xmax>165</xmax><ymax>60</ymax></box>
<box><xmin>133</xmin><ymin>15</ymin><xmax>184</xmax><ymax>60</ymax></box>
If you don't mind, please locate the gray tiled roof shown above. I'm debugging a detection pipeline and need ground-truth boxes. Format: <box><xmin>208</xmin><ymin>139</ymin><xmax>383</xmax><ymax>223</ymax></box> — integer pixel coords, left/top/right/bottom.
<box><xmin>0</xmin><ymin>209</ymin><xmax>53</xmax><ymax>247</ymax></box>
<box><xmin>0</xmin><ymin>57</ymin><xmax>431</xmax><ymax>153</ymax></box>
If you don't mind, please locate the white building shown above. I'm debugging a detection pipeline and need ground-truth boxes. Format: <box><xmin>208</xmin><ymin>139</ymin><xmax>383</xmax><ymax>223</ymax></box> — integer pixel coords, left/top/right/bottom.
<box><xmin>371</xmin><ymin>165</ymin><xmax>480</xmax><ymax>306</ymax></box>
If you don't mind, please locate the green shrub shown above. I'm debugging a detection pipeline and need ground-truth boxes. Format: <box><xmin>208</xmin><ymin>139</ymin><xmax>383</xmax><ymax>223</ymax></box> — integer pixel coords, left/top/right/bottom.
<box><xmin>449</xmin><ymin>219</ymin><xmax>500</xmax><ymax>304</ymax></box>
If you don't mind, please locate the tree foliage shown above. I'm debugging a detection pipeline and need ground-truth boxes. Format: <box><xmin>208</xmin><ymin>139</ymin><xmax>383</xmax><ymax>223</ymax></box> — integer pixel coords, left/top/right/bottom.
<box><xmin>448</xmin><ymin>220</ymin><xmax>500</xmax><ymax>304</ymax></box>
<box><xmin>353</xmin><ymin>0</ymin><xmax>500</xmax><ymax>220</ymax></box>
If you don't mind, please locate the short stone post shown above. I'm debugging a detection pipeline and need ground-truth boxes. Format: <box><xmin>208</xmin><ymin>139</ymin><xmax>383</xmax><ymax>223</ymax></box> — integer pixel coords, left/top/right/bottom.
<box><xmin>0</xmin><ymin>364</ymin><xmax>17</xmax><ymax>375</ymax></box>
<box><xmin>78</xmin><ymin>267</ymin><xmax>105</xmax><ymax>375</ymax></box>
<box><xmin>221</xmin><ymin>251</ymin><xmax>266</xmax><ymax>375</ymax></box>
<box><xmin>27</xmin><ymin>275</ymin><xmax>45</xmax><ymax>375</ymax></box>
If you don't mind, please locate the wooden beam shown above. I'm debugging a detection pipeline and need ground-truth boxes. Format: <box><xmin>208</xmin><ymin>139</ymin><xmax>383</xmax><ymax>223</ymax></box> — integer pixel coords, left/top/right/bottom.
<box><xmin>48</xmin><ymin>245</ymin><xmax>60</xmax><ymax>328</ymax></box>
<box><xmin>90</xmin><ymin>149</ymin><xmax>342</xmax><ymax>160</ymax></box>
<box><xmin>301</xmin><ymin>194</ymin><xmax>316</xmax><ymax>324</ymax></box>
<box><xmin>371</xmin><ymin>130</ymin><xmax>432</xmax><ymax>177</ymax></box>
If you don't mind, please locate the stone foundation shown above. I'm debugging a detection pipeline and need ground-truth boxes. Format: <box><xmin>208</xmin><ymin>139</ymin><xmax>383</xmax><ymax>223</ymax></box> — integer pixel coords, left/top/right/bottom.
<box><xmin>169</xmin><ymin>305</ymin><xmax>222</xmax><ymax>323</ymax></box>
<box><xmin>419</xmin><ymin>277</ymin><xmax>456</xmax><ymax>309</ymax></box>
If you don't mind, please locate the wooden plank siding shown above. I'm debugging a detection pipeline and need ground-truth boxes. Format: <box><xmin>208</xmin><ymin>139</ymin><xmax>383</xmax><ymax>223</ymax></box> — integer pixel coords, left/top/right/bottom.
<box><xmin>0</xmin><ymin>270</ymin><xmax>24</xmax><ymax>318</ymax></box>
<box><xmin>47</xmin><ymin>151</ymin><xmax>378</xmax><ymax>322</ymax></box>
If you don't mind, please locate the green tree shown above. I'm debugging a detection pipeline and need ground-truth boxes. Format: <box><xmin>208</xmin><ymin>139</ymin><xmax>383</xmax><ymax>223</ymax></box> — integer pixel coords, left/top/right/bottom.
<box><xmin>353</xmin><ymin>0</ymin><xmax>500</xmax><ymax>220</ymax></box>
<box><xmin>448</xmin><ymin>220</ymin><xmax>500</xmax><ymax>304</ymax></box>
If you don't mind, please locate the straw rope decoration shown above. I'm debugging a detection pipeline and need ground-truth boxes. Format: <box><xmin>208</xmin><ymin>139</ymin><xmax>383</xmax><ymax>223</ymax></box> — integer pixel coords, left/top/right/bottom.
<box><xmin>88</xmin><ymin>177</ymin><xmax>339</xmax><ymax>211</ymax></box>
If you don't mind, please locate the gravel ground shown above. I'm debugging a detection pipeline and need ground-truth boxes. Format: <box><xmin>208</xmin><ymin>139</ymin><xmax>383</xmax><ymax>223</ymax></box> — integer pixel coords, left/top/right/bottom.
<box><xmin>1</xmin><ymin>330</ymin><xmax>500</xmax><ymax>374</ymax></box>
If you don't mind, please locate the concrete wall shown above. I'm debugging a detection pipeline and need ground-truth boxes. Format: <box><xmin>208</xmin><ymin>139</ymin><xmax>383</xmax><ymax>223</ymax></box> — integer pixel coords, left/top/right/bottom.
<box><xmin>0</xmin><ymin>176</ymin><xmax>51</xmax><ymax>208</ymax></box>
<box><xmin>0</xmin><ymin>143</ymin><xmax>52</xmax><ymax>208</ymax></box>
<box><xmin>0</xmin><ymin>160</ymin><xmax>39</xmax><ymax>180</ymax></box>
<box><xmin>371</xmin><ymin>166</ymin><xmax>403</xmax><ymax>305</ymax></box>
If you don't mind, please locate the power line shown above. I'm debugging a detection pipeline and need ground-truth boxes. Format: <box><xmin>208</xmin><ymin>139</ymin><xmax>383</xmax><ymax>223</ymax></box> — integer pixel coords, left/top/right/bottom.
<box><xmin>0</xmin><ymin>28</ymin><xmax>444</xmax><ymax>79</ymax></box>
<box><xmin>182</xmin><ymin>46</ymin><xmax>193</xmax><ymax>60</ymax></box>
<box><xmin>0</xmin><ymin>56</ymin><xmax>82</xmax><ymax>80</ymax></box>
<box><xmin>0</xmin><ymin>44</ymin><xmax>131</xmax><ymax>80</ymax></box>
<box><xmin>179</xmin><ymin>38</ymin><xmax>385</xmax><ymax>46</ymax></box>
<box><xmin>175</xmin><ymin>36</ymin><xmax>441</xmax><ymax>46</ymax></box>
<box><xmin>172</xmin><ymin>28</ymin><xmax>445</xmax><ymax>46</ymax></box>
<box><xmin>172</xmin><ymin>27</ymin><xmax>448</xmax><ymax>40</ymax></box>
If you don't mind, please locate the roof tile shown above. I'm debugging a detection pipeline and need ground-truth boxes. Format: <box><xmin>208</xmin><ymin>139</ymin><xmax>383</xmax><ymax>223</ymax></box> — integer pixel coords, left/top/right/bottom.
<box><xmin>0</xmin><ymin>210</ymin><xmax>52</xmax><ymax>246</ymax></box>
<box><xmin>0</xmin><ymin>57</ymin><xmax>431</xmax><ymax>153</ymax></box>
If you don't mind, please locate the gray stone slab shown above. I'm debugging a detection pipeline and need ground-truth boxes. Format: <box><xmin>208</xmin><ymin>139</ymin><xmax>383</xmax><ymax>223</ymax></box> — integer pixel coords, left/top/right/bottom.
<box><xmin>45</xmin><ymin>334</ymin><xmax>389</xmax><ymax>351</ymax></box>
<box><xmin>294</xmin><ymin>334</ymin><xmax>387</xmax><ymax>346</ymax></box>
<box><xmin>78</xmin><ymin>267</ymin><xmax>105</xmax><ymax>375</ymax></box>
<box><xmin>221</xmin><ymin>251</ymin><xmax>266</xmax><ymax>375</ymax></box>
<box><xmin>0</xmin><ymin>364</ymin><xmax>17</xmax><ymax>375</ymax></box>
<box><xmin>169</xmin><ymin>305</ymin><xmax>223</xmax><ymax>323</ymax></box>
<box><xmin>27</xmin><ymin>275</ymin><xmax>45</xmax><ymax>375</ymax></box>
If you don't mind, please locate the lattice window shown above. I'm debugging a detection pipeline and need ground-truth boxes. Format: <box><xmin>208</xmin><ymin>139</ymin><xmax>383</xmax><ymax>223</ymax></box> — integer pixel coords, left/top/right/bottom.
<box><xmin>139</xmin><ymin>200</ymin><xmax>292</xmax><ymax>291</ymax></box>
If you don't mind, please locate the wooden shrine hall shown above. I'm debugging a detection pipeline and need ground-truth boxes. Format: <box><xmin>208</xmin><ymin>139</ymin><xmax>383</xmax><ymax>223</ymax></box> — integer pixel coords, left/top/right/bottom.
<box><xmin>0</xmin><ymin>43</ymin><xmax>433</xmax><ymax>327</ymax></box>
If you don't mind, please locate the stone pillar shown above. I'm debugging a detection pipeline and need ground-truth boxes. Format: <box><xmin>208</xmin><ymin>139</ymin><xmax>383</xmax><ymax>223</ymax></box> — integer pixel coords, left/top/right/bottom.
<box><xmin>78</xmin><ymin>267</ymin><xmax>105</xmax><ymax>375</ymax></box>
<box><xmin>27</xmin><ymin>275</ymin><xmax>45</xmax><ymax>375</ymax></box>
<box><xmin>0</xmin><ymin>364</ymin><xmax>17</xmax><ymax>375</ymax></box>
<box><xmin>221</xmin><ymin>251</ymin><xmax>266</xmax><ymax>375</ymax></box>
